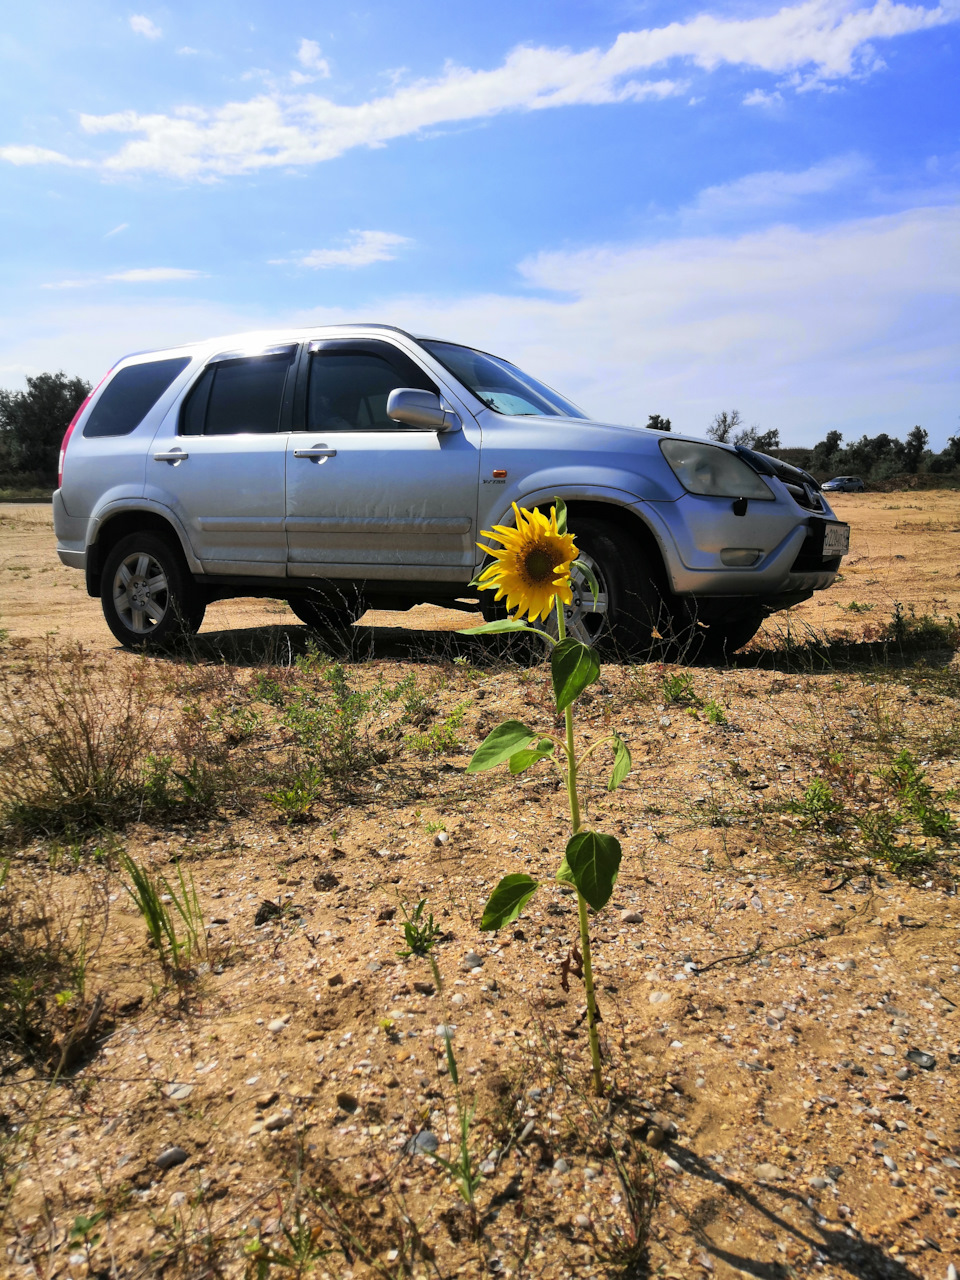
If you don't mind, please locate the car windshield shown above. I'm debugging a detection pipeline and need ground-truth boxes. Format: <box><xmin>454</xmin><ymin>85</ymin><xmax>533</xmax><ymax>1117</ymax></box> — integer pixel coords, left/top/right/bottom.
<box><xmin>420</xmin><ymin>340</ymin><xmax>587</xmax><ymax>418</ymax></box>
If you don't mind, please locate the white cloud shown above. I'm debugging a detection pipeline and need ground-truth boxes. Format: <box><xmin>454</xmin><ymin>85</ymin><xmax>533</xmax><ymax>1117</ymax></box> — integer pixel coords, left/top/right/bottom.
<box><xmin>0</xmin><ymin>144</ymin><xmax>90</xmax><ymax>167</ymax></box>
<box><xmin>129</xmin><ymin>14</ymin><xmax>162</xmax><ymax>39</ymax></box>
<box><xmin>15</xmin><ymin>203</ymin><xmax>958</xmax><ymax>446</ymax></box>
<box><xmin>743</xmin><ymin>87</ymin><xmax>784</xmax><ymax>106</ymax></box>
<box><xmin>296</xmin><ymin>38</ymin><xmax>330</xmax><ymax>78</ymax></box>
<box><xmin>4</xmin><ymin>0</ymin><xmax>942</xmax><ymax>179</ymax></box>
<box><xmin>686</xmin><ymin>154</ymin><xmax>867</xmax><ymax>218</ymax></box>
<box><xmin>178</xmin><ymin>46</ymin><xmax>198</xmax><ymax>56</ymax></box>
<box><xmin>277</xmin><ymin>230</ymin><xmax>410</xmax><ymax>270</ymax></box>
<box><xmin>42</xmin><ymin>267</ymin><xmax>203</xmax><ymax>289</ymax></box>
<box><xmin>104</xmin><ymin>222</ymin><xmax>129</xmax><ymax>237</ymax></box>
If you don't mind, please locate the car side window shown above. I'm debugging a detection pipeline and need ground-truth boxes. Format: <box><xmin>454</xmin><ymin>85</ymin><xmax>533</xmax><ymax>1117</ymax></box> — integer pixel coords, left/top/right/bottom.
<box><xmin>180</xmin><ymin>351</ymin><xmax>294</xmax><ymax>436</ymax></box>
<box><xmin>84</xmin><ymin>356</ymin><xmax>191</xmax><ymax>438</ymax></box>
<box><xmin>307</xmin><ymin>349</ymin><xmax>437</xmax><ymax>432</ymax></box>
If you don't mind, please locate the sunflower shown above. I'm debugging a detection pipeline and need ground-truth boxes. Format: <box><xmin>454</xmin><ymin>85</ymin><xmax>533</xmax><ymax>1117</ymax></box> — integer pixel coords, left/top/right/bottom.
<box><xmin>476</xmin><ymin>503</ymin><xmax>578</xmax><ymax>623</ymax></box>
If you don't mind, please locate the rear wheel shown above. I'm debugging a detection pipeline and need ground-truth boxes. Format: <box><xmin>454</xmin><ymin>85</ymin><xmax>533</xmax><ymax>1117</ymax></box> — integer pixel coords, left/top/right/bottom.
<box><xmin>287</xmin><ymin>586</ymin><xmax>368</xmax><ymax>634</ymax></box>
<box><xmin>101</xmin><ymin>532</ymin><xmax>205</xmax><ymax>650</ymax></box>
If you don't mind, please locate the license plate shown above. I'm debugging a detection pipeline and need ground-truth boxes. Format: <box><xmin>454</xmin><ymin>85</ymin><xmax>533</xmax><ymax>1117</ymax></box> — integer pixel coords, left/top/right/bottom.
<box><xmin>823</xmin><ymin>522</ymin><xmax>850</xmax><ymax>557</ymax></box>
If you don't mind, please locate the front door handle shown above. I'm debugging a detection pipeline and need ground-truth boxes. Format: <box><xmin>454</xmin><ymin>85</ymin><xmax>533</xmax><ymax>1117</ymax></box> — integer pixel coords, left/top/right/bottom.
<box><xmin>293</xmin><ymin>444</ymin><xmax>337</xmax><ymax>461</ymax></box>
<box><xmin>153</xmin><ymin>449</ymin><xmax>188</xmax><ymax>464</ymax></box>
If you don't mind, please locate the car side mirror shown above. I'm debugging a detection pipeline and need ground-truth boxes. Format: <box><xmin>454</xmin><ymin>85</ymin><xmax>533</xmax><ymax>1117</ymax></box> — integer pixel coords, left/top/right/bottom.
<box><xmin>386</xmin><ymin>388</ymin><xmax>461</xmax><ymax>432</ymax></box>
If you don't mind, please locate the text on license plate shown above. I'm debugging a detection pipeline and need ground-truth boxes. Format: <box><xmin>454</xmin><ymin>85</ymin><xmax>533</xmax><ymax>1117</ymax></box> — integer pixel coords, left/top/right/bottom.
<box><xmin>823</xmin><ymin>522</ymin><xmax>850</xmax><ymax>556</ymax></box>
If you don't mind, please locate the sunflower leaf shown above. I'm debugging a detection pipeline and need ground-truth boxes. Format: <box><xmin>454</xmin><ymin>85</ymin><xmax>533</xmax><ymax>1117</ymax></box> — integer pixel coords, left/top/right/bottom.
<box><xmin>480</xmin><ymin>873</ymin><xmax>540</xmax><ymax>930</ymax></box>
<box><xmin>572</xmin><ymin>558</ymin><xmax>600</xmax><ymax>608</ymax></box>
<box><xmin>608</xmin><ymin>732</ymin><xmax>632</xmax><ymax>792</ymax></box>
<box><xmin>553</xmin><ymin>496</ymin><xmax>568</xmax><ymax>535</ymax></box>
<box><xmin>564</xmin><ymin>831</ymin><xmax>622</xmax><ymax>911</ymax></box>
<box><xmin>551</xmin><ymin>638</ymin><xmax>601</xmax><ymax>711</ymax></box>
<box><xmin>556</xmin><ymin>855</ymin><xmax>575</xmax><ymax>887</ymax></box>
<box><xmin>458</xmin><ymin>619</ymin><xmax>535</xmax><ymax>635</ymax></box>
<box><xmin>466</xmin><ymin>720</ymin><xmax>537</xmax><ymax>773</ymax></box>
<box><xmin>508</xmin><ymin>740</ymin><xmax>555</xmax><ymax>775</ymax></box>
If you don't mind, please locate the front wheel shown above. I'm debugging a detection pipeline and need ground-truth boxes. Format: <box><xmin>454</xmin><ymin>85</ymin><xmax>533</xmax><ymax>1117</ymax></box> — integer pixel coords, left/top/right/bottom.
<box><xmin>101</xmin><ymin>532</ymin><xmax>205</xmax><ymax>649</ymax></box>
<box><xmin>481</xmin><ymin>517</ymin><xmax>673</xmax><ymax>659</ymax></box>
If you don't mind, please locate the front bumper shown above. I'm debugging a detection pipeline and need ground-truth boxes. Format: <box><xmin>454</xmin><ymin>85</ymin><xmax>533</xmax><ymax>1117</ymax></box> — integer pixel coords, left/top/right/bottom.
<box><xmin>640</xmin><ymin>495</ymin><xmax>845</xmax><ymax>600</ymax></box>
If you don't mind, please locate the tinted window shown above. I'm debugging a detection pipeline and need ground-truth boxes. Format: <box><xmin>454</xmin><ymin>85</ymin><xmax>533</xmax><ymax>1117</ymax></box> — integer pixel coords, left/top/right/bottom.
<box><xmin>420</xmin><ymin>340</ymin><xmax>586</xmax><ymax>418</ymax></box>
<box><xmin>308</xmin><ymin>352</ymin><xmax>432</xmax><ymax>431</ymax></box>
<box><xmin>83</xmin><ymin>356</ymin><xmax>190</xmax><ymax>438</ymax></box>
<box><xmin>181</xmin><ymin>352</ymin><xmax>292</xmax><ymax>436</ymax></box>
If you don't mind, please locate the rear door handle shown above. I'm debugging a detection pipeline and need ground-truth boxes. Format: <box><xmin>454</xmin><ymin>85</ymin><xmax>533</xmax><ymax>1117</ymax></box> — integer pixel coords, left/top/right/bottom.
<box><xmin>153</xmin><ymin>449</ymin><xmax>188</xmax><ymax>464</ymax></box>
<box><xmin>293</xmin><ymin>444</ymin><xmax>337</xmax><ymax>461</ymax></box>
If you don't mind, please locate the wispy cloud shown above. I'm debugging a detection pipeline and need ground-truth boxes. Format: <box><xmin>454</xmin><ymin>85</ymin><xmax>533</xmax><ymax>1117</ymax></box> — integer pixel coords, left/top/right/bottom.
<box><xmin>104</xmin><ymin>222</ymin><xmax>129</xmax><ymax>238</ymax></box>
<box><xmin>0</xmin><ymin>144</ymin><xmax>90</xmax><ymax>167</ymax></box>
<box><xmin>743</xmin><ymin>87</ymin><xmax>784</xmax><ymax>107</ymax></box>
<box><xmin>129</xmin><ymin>14</ymin><xmax>161</xmax><ymax>39</ymax></box>
<box><xmin>686</xmin><ymin>154</ymin><xmax>868</xmax><ymax>219</ymax></box>
<box><xmin>43</xmin><ymin>267</ymin><xmax>203</xmax><ymax>289</ymax></box>
<box><xmin>276</xmin><ymin>230</ymin><xmax>410</xmax><ymax>269</ymax></box>
<box><xmin>7</xmin><ymin>1</ymin><xmax>951</xmax><ymax>180</ymax></box>
<box><xmin>296</xmin><ymin>38</ymin><xmax>330</xmax><ymax>78</ymax></box>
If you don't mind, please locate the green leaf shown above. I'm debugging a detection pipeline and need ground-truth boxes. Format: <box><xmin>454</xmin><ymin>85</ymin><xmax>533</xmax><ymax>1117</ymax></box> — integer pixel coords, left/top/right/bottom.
<box><xmin>608</xmin><ymin>732</ymin><xmax>632</xmax><ymax>791</ymax></box>
<box><xmin>480</xmin><ymin>874</ymin><xmax>540</xmax><ymax>930</ymax></box>
<box><xmin>466</xmin><ymin>720</ymin><xmax>537</xmax><ymax>773</ymax></box>
<box><xmin>554</xmin><ymin>496</ymin><xmax>568</xmax><ymax>535</ymax></box>
<box><xmin>556</xmin><ymin>855</ymin><xmax>575</xmax><ymax>887</ymax></box>
<box><xmin>572</xmin><ymin>558</ymin><xmax>600</xmax><ymax>608</ymax></box>
<box><xmin>458</xmin><ymin>618</ymin><xmax>535</xmax><ymax>635</ymax></box>
<box><xmin>508</xmin><ymin>739</ymin><xmax>555</xmax><ymax>775</ymax></box>
<box><xmin>551</xmin><ymin>638</ymin><xmax>600</xmax><ymax>711</ymax></box>
<box><xmin>564</xmin><ymin>830</ymin><xmax>622</xmax><ymax>911</ymax></box>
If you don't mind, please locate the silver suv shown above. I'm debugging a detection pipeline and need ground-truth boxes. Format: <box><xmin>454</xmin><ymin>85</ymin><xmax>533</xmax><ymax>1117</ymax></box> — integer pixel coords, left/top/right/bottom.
<box><xmin>53</xmin><ymin>324</ymin><xmax>848</xmax><ymax>658</ymax></box>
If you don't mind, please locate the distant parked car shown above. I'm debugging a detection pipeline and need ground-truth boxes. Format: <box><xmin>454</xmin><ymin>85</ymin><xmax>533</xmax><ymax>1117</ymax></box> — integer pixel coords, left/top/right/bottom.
<box><xmin>53</xmin><ymin>323</ymin><xmax>849</xmax><ymax>658</ymax></box>
<box><xmin>822</xmin><ymin>476</ymin><xmax>865</xmax><ymax>493</ymax></box>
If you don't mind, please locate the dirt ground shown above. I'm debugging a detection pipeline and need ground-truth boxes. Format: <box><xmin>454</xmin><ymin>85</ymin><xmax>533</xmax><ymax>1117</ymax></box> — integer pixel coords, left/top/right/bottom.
<box><xmin>1</xmin><ymin>492</ymin><xmax>959</xmax><ymax>1280</ymax></box>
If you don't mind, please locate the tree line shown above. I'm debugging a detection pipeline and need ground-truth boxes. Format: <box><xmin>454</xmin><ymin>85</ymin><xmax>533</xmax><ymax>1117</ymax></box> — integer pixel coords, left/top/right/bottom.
<box><xmin>0</xmin><ymin>371</ymin><xmax>91</xmax><ymax>487</ymax></box>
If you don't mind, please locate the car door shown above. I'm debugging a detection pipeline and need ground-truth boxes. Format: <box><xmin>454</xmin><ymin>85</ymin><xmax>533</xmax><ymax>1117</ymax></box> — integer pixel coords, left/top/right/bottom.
<box><xmin>285</xmin><ymin>339</ymin><xmax>480</xmax><ymax>582</ymax></box>
<box><xmin>146</xmin><ymin>344</ymin><xmax>295</xmax><ymax>575</ymax></box>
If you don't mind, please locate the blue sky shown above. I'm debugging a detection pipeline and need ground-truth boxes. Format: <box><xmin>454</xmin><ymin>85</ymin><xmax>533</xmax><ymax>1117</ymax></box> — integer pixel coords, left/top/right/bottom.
<box><xmin>1</xmin><ymin>0</ymin><xmax>958</xmax><ymax>446</ymax></box>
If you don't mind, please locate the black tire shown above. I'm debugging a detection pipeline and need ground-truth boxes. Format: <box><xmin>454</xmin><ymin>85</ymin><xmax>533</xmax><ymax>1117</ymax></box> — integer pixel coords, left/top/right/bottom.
<box><xmin>101</xmin><ymin>532</ymin><xmax>205</xmax><ymax>650</ymax></box>
<box><xmin>481</xmin><ymin>517</ymin><xmax>672</xmax><ymax>659</ymax></box>
<box><xmin>287</xmin><ymin>585</ymin><xmax>367</xmax><ymax>633</ymax></box>
<box><xmin>686</xmin><ymin>611</ymin><xmax>764</xmax><ymax>664</ymax></box>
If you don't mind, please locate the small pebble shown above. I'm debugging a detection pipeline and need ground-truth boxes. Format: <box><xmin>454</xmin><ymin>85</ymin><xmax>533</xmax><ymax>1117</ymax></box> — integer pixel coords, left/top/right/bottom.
<box><xmin>879</xmin><ymin>1044</ymin><xmax>896</xmax><ymax>1056</ymax></box>
<box><xmin>336</xmin><ymin>1092</ymin><xmax>359</xmax><ymax>1113</ymax></box>
<box><xmin>574</xmin><ymin>1213</ymin><xmax>591</xmax><ymax>1229</ymax></box>
<box><xmin>809</xmin><ymin>1177</ymin><xmax>828</xmax><ymax>1190</ymax></box>
<box><xmin>461</xmin><ymin>952</ymin><xmax>484</xmax><ymax>971</ymax></box>
<box><xmin>883</xmin><ymin>1155</ymin><xmax>898</xmax><ymax>1171</ymax></box>
<box><xmin>255</xmin><ymin>1091</ymin><xmax>280</xmax><ymax>1109</ymax></box>
<box><xmin>906</xmin><ymin>1049</ymin><xmax>936</xmax><ymax>1070</ymax></box>
<box><xmin>409</xmin><ymin>1130</ymin><xmax>439</xmax><ymax>1154</ymax></box>
<box><xmin>168</xmin><ymin>1191</ymin><xmax>188</xmax><ymax>1209</ymax></box>
<box><xmin>649</xmin><ymin>991</ymin><xmax>670</xmax><ymax>1005</ymax></box>
<box><xmin>267</xmin><ymin>1018</ymin><xmax>288</xmax><ymax>1034</ymax></box>
<box><xmin>620</xmin><ymin>910</ymin><xmax>642</xmax><ymax>923</ymax></box>
<box><xmin>896</xmin><ymin>1067</ymin><xmax>911</xmax><ymax>1080</ymax></box>
<box><xmin>327</xmin><ymin>973</ymin><xmax>344</xmax><ymax>988</ymax></box>
<box><xmin>155</xmin><ymin>1146</ymin><xmax>188</xmax><ymax>1170</ymax></box>
<box><xmin>553</xmin><ymin>1158</ymin><xmax>570</xmax><ymax>1173</ymax></box>
<box><xmin>434</xmin><ymin>832</ymin><xmax>448</xmax><ymax>845</ymax></box>
<box><xmin>754</xmin><ymin>1163</ymin><xmax>786</xmax><ymax>1181</ymax></box>
<box><xmin>264</xmin><ymin>1110</ymin><xmax>293</xmax><ymax>1131</ymax></box>
<box><xmin>435</xmin><ymin>1024</ymin><xmax>456</xmax><ymax>1039</ymax></box>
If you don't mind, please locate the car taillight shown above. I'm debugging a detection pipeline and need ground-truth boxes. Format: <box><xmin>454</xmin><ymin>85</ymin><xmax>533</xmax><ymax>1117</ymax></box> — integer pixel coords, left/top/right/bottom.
<box><xmin>58</xmin><ymin>398</ymin><xmax>89</xmax><ymax>489</ymax></box>
<box><xmin>57</xmin><ymin>366</ymin><xmax>113</xmax><ymax>489</ymax></box>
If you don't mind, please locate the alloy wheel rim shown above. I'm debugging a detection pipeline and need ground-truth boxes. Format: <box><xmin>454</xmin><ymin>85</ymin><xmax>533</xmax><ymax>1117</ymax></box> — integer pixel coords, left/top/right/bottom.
<box><xmin>546</xmin><ymin>552</ymin><xmax>609</xmax><ymax>646</ymax></box>
<box><xmin>113</xmin><ymin>552</ymin><xmax>169</xmax><ymax>634</ymax></box>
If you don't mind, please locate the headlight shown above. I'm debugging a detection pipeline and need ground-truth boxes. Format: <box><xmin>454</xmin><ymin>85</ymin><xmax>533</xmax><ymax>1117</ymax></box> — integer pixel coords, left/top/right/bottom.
<box><xmin>660</xmin><ymin>439</ymin><xmax>774</xmax><ymax>500</ymax></box>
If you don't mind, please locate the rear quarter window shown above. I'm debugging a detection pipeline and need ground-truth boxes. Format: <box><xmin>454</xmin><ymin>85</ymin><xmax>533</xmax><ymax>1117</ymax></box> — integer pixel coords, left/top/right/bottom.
<box><xmin>82</xmin><ymin>356</ymin><xmax>191</xmax><ymax>438</ymax></box>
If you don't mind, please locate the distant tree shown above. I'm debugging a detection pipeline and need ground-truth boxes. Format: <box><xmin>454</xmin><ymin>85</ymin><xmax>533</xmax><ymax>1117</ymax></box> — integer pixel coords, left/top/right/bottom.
<box><xmin>707</xmin><ymin>409</ymin><xmax>742</xmax><ymax>443</ymax></box>
<box><xmin>736</xmin><ymin>426</ymin><xmax>781</xmax><ymax>453</ymax></box>
<box><xmin>0</xmin><ymin>371</ymin><xmax>91</xmax><ymax>479</ymax></box>
<box><xmin>902</xmin><ymin>425</ymin><xmax>928</xmax><ymax>474</ymax></box>
<box><xmin>646</xmin><ymin>414</ymin><xmax>672</xmax><ymax>432</ymax></box>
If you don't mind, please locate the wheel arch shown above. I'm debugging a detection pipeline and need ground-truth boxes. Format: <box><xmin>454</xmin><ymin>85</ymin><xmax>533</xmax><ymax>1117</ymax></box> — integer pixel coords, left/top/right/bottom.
<box><xmin>85</xmin><ymin>506</ymin><xmax>199</xmax><ymax>597</ymax></box>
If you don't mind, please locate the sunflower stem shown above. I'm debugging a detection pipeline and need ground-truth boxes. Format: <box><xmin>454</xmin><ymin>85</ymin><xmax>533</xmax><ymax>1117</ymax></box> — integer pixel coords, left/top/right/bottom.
<box><xmin>555</xmin><ymin>601</ymin><xmax>604</xmax><ymax>1097</ymax></box>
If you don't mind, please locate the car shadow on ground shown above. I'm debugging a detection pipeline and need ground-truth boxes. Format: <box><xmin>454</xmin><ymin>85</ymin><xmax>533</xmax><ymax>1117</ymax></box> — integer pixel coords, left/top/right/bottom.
<box><xmin>664</xmin><ymin>1143</ymin><xmax>922</xmax><ymax>1280</ymax></box>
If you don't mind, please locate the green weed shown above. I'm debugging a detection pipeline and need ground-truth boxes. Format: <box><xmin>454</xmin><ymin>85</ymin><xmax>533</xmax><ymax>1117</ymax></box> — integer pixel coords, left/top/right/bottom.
<box><xmin>660</xmin><ymin>672</ymin><xmax>697</xmax><ymax>705</ymax></box>
<box><xmin>396</xmin><ymin>899</ymin><xmax>444</xmax><ymax>958</ymax></box>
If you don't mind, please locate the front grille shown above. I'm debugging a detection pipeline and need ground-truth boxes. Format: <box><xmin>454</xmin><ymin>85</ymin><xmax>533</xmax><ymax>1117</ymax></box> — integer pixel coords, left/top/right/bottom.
<box><xmin>791</xmin><ymin>519</ymin><xmax>842</xmax><ymax>572</ymax></box>
<box><xmin>737</xmin><ymin>447</ymin><xmax>824</xmax><ymax>511</ymax></box>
